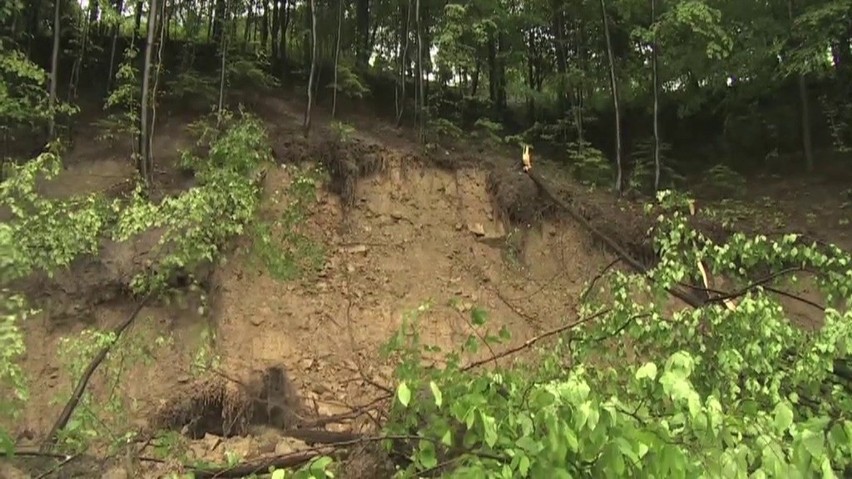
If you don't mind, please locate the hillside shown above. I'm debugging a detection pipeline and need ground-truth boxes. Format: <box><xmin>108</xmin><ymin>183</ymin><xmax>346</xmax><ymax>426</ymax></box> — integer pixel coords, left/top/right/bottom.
<box><xmin>2</xmin><ymin>0</ymin><xmax>852</xmax><ymax>477</ymax></box>
<box><xmin>1</xmin><ymin>91</ymin><xmax>849</xmax><ymax>478</ymax></box>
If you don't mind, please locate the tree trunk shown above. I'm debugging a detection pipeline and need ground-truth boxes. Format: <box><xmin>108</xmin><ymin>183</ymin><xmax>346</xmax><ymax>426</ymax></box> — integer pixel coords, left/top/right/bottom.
<box><xmin>48</xmin><ymin>0</ymin><xmax>61</xmax><ymax>140</ymax></box>
<box><xmin>217</xmin><ymin>0</ymin><xmax>229</xmax><ymax>122</ymax></box>
<box><xmin>244</xmin><ymin>0</ymin><xmax>255</xmax><ymax>47</ymax></box>
<box><xmin>303</xmin><ymin>0</ymin><xmax>317</xmax><ymax>137</ymax></box>
<box><xmin>355</xmin><ymin>0</ymin><xmax>370</xmax><ymax>68</ymax></box>
<box><xmin>652</xmin><ymin>0</ymin><xmax>661</xmax><ymax>191</ymax></box>
<box><xmin>788</xmin><ymin>0</ymin><xmax>815</xmax><ymax>172</ymax></box>
<box><xmin>415</xmin><ymin>0</ymin><xmax>424</xmax><ymax>142</ymax></box>
<box><xmin>107</xmin><ymin>0</ymin><xmax>126</xmax><ymax>92</ymax></box>
<box><xmin>139</xmin><ymin>0</ymin><xmax>159</xmax><ymax>187</ymax></box>
<box><xmin>260</xmin><ymin>0</ymin><xmax>269</xmax><ymax>48</ymax></box>
<box><xmin>395</xmin><ymin>0</ymin><xmax>412</xmax><ymax>127</ymax></box>
<box><xmin>271</xmin><ymin>0</ymin><xmax>280</xmax><ymax>60</ymax></box>
<box><xmin>332</xmin><ymin>0</ymin><xmax>342</xmax><ymax>118</ymax></box>
<box><xmin>133</xmin><ymin>0</ymin><xmax>144</xmax><ymax>43</ymax></box>
<box><xmin>600</xmin><ymin>0</ymin><xmax>623</xmax><ymax>193</ymax></box>
<box><xmin>279</xmin><ymin>0</ymin><xmax>290</xmax><ymax>75</ymax></box>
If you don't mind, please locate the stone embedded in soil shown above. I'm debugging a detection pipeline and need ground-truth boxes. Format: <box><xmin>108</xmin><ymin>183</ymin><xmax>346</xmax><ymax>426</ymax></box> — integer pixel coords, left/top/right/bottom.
<box><xmin>275</xmin><ymin>437</ymin><xmax>309</xmax><ymax>455</ymax></box>
<box><xmin>468</xmin><ymin>223</ymin><xmax>486</xmax><ymax>236</ymax></box>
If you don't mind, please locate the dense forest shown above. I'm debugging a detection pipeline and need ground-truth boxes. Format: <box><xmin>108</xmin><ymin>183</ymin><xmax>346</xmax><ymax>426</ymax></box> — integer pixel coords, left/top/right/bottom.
<box><xmin>1</xmin><ymin>0</ymin><xmax>851</xmax><ymax>478</ymax></box>
<box><xmin>4</xmin><ymin>0</ymin><xmax>852</xmax><ymax>183</ymax></box>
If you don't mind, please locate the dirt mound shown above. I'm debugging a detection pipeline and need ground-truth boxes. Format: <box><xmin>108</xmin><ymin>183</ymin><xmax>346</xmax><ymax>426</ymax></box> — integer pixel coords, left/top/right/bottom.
<box><xmin>487</xmin><ymin>164</ymin><xmax>556</xmax><ymax>227</ymax></box>
<box><xmin>151</xmin><ymin>365</ymin><xmax>304</xmax><ymax>438</ymax></box>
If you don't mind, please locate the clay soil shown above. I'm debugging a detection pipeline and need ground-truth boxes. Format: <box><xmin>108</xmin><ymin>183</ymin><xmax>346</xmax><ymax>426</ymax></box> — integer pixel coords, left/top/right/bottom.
<box><xmin>2</xmin><ymin>92</ymin><xmax>850</xmax><ymax>478</ymax></box>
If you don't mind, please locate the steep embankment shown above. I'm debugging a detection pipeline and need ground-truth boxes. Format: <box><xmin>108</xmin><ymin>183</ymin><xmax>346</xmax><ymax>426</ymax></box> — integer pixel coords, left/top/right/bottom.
<box><xmin>5</xmin><ymin>94</ymin><xmax>850</xmax><ymax>477</ymax></box>
<box><xmin>5</xmin><ymin>100</ymin><xmax>616</xmax><ymax>477</ymax></box>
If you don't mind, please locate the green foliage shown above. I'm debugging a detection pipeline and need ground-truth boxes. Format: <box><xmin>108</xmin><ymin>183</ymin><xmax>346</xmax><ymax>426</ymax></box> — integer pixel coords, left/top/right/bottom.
<box><xmin>54</xmin><ymin>327</ymin><xmax>170</xmax><ymax>453</ymax></box>
<box><xmin>116</xmin><ymin>111</ymin><xmax>270</xmax><ymax>294</ymax></box>
<box><xmin>250</xmin><ymin>165</ymin><xmax>326</xmax><ymax>282</ymax></box>
<box><xmin>0</xmin><ymin>111</ymin><xmax>271</xmax><ymax>457</ymax></box>
<box><xmin>473</xmin><ymin>118</ymin><xmax>503</xmax><ymax>144</ymax></box>
<box><xmin>568</xmin><ymin>141</ymin><xmax>613</xmax><ymax>187</ymax></box>
<box><xmin>382</xmin><ymin>190</ymin><xmax>852</xmax><ymax>478</ymax></box>
<box><xmin>330</xmin><ymin>120</ymin><xmax>356</xmax><ymax>143</ymax></box>
<box><xmin>699</xmin><ymin>164</ymin><xmax>747</xmax><ymax>199</ymax></box>
<box><xmin>427</xmin><ymin>117</ymin><xmax>464</xmax><ymax>142</ymax></box>
<box><xmin>629</xmin><ymin>137</ymin><xmax>685</xmax><ymax>192</ymax></box>
<box><xmin>165</xmin><ymin>69</ymin><xmax>219</xmax><ymax>108</ymax></box>
<box><xmin>95</xmin><ymin>47</ymin><xmax>141</xmax><ymax>150</ymax></box>
<box><xmin>326</xmin><ymin>64</ymin><xmax>370</xmax><ymax>99</ymax></box>
<box><xmin>227</xmin><ymin>50</ymin><xmax>280</xmax><ymax>91</ymax></box>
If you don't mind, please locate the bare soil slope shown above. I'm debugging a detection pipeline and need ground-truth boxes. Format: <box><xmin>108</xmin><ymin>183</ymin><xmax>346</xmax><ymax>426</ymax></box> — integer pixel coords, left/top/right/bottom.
<box><xmin>4</xmin><ymin>93</ymin><xmax>849</xmax><ymax>478</ymax></box>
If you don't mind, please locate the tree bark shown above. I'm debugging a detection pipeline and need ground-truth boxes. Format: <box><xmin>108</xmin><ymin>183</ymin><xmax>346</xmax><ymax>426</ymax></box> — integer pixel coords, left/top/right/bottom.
<box><xmin>652</xmin><ymin>0</ymin><xmax>661</xmax><ymax>191</ymax></box>
<box><xmin>396</xmin><ymin>0</ymin><xmax>412</xmax><ymax>127</ymax></box>
<box><xmin>415</xmin><ymin>0</ymin><xmax>424</xmax><ymax>142</ymax></box>
<box><xmin>106</xmin><ymin>0</ymin><xmax>126</xmax><ymax>92</ymax></box>
<box><xmin>139</xmin><ymin>0</ymin><xmax>160</xmax><ymax>186</ymax></box>
<box><xmin>303</xmin><ymin>0</ymin><xmax>317</xmax><ymax>137</ymax></box>
<box><xmin>788</xmin><ymin>0</ymin><xmax>814</xmax><ymax>172</ymax></box>
<box><xmin>356</xmin><ymin>0</ymin><xmax>370</xmax><ymax>68</ymax></box>
<box><xmin>600</xmin><ymin>0</ymin><xmax>623</xmax><ymax>193</ymax></box>
<box><xmin>217</xmin><ymin>0</ymin><xmax>229</xmax><ymax>122</ymax></box>
<box><xmin>48</xmin><ymin>0</ymin><xmax>61</xmax><ymax>139</ymax></box>
<box><xmin>332</xmin><ymin>0</ymin><xmax>342</xmax><ymax>118</ymax></box>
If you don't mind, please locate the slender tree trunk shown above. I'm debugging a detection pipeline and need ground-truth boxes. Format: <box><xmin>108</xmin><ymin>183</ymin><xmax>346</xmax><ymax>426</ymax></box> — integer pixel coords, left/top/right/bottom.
<box><xmin>303</xmin><ymin>0</ymin><xmax>317</xmax><ymax>136</ymax></box>
<box><xmin>140</xmin><ymin>0</ymin><xmax>159</xmax><ymax>186</ymax></box>
<box><xmin>332</xmin><ymin>0</ymin><xmax>342</xmax><ymax>118</ymax></box>
<box><xmin>415</xmin><ymin>0</ymin><xmax>424</xmax><ymax>142</ymax></box>
<box><xmin>355</xmin><ymin>0</ymin><xmax>370</xmax><ymax>68</ymax></box>
<box><xmin>788</xmin><ymin>0</ymin><xmax>814</xmax><ymax>172</ymax></box>
<box><xmin>107</xmin><ymin>0</ymin><xmax>125</xmax><ymax>92</ymax></box>
<box><xmin>279</xmin><ymin>0</ymin><xmax>290</xmax><ymax>76</ymax></box>
<box><xmin>217</xmin><ymin>0</ymin><xmax>229</xmax><ymax>122</ymax></box>
<box><xmin>652</xmin><ymin>0</ymin><xmax>661</xmax><ymax>191</ymax></box>
<box><xmin>48</xmin><ymin>0</ymin><xmax>61</xmax><ymax>140</ymax></box>
<box><xmin>271</xmin><ymin>0</ymin><xmax>280</xmax><ymax>60</ymax></box>
<box><xmin>600</xmin><ymin>0</ymin><xmax>623</xmax><ymax>194</ymax></box>
<box><xmin>244</xmin><ymin>0</ymin><xmax>254</xmax><ymax>47</ymax></box>
<box><xmin>133</xmin><ymin>0</ymin><xmax>144</xmax><ymax>43</ymax></box>
<box><xmin>260</xmin><ymin>0</ymin><xmax>269</xmax><ymax>48</ymax></box>
<box><xmin>396</xmin><ymin>0</ymin><xmax>412</xmax><ymax>127</ymax></box>
<box><xmin>149</xmin><ymin>0</ymin><xmax>168</xmax><ymax>171</ymax></box>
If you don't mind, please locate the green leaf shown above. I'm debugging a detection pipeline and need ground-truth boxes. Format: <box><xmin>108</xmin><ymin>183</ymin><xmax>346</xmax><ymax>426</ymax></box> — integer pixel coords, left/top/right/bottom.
<box><xmin>635</xmin><ymin>362</ymin><xmax>658</xmax><ymax>381</ymax></box>
<box><xmin>270</xmin><ymin>469</ymin><xmax>286</xmax><ymax>479</ymax></box>
<box><xmin>396</xmin><ymin>382</ymin><xmax>412</xmax><ymax>408</ymax></box>
<box><xmin>441</xmin><ymin>429</ymin><xmax>453</xmax><ymax>446</ymax></box>
<box><xmin>773</xmin><ymin>402</ymin><xmax>794</xmax><ymax>433</ymax></box>
<box><xmin>801</xmin><ymin>430</ymin><xmax>825</xmax><ymax>459</ymax></box>
<box><xmin>418</xmin><ymin>440</ymin><xmax>438</xmax><ymax>469</ymax></box>
<box><xmin>430</xmin><ymin>381</ymin><xmax>443</xmax><ymax>408</ymax></box>
<box><xmin>518</xmin><ymin>454</ymin><xmax>530</xmax><ymax>477</ymax></box>
<box><xmin>471</xmin><ymin>307</ymin><xmax>488</xmax><ymax>326</ymax></box>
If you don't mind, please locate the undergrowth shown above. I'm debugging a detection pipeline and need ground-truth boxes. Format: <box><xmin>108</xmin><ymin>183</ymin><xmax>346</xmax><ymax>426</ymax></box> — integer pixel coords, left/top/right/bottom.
<box><xmin>249</xmin><ymin>164</ymin><xmax>327</xmax><ymax>281</ymax></box>
<box><xmin>377</xmin><ymin>189</ymin><xmax>852</xmax><ymax>478</ymax></box>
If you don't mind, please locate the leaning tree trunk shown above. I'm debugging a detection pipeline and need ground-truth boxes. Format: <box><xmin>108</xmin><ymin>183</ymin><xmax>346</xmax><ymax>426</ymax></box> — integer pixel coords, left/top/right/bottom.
<box><xmin>139</xmin><ymin>0</ymin><xmax>159</xmax><ymax>187</ymax></box>
<box><xmin>303</xmin><ymin>0</ymin><xmax>317</xmax><ymax>137</ymax></box>
<box><xmin>48</xmin><ymin>0</ymin><xmax>62</xmax><ymax>140</ymax></box>
<box><xmin>332</xmin><ymin>0</ymin><xmax>342</xmax><ymax>118</ymax></box>
<box><xmin>600</xmin><ymin>0</ymin><xmax>623</xmax><ymax>194</ymax></box>
<box><xmin>652</xmin><ymin>0</ymin><xmax>661</xmax><ymax>191</ymax></box>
